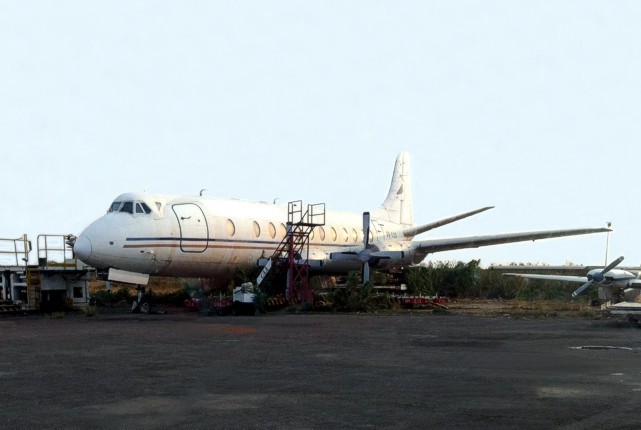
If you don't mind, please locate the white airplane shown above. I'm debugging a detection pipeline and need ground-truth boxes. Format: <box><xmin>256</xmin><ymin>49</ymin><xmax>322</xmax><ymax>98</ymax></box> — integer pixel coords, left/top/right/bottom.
<box><xmin>72</xmin><ymin>152</ymin><xmax>610</xmax><ymax>288</ymax></box>
<box><xmin>503</xmin><ymin>256</ymin><xmax>641</xmax><ymax>314</ymax></box>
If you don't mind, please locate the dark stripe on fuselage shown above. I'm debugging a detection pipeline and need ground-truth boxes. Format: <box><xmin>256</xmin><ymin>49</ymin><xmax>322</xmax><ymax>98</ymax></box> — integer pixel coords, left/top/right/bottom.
<box><xmin>124</xmin><ymin>237</ymin><xmax>357</xmax><ymax>249</ymax></box>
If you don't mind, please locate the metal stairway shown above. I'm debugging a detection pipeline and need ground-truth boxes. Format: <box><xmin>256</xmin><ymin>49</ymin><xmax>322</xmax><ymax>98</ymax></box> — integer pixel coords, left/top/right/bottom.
<box><xmin>256</xmin><ymin>201</ymin><xmax>325</xmax><ymax>301</ymax></box>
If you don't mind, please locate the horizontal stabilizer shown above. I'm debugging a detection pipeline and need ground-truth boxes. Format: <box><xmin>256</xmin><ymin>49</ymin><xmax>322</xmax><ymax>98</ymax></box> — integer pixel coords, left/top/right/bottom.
<box><xmin>403</xmin><ymin>206</ymin><xmax>494</xmax><ymax>238</ymax></box>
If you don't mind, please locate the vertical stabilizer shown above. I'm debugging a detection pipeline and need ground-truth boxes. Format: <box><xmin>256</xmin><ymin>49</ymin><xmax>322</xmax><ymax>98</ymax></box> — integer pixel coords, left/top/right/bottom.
<box><xmin>373</xmin><ymin>151</ymin><xmax>413</xmax><ymax>226</ymax></box>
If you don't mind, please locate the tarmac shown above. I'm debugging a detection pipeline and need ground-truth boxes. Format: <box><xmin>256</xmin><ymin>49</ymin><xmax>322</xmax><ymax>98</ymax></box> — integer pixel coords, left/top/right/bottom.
<box><xmin>1</xmin><ymin>310</ymin><xmax>640</xmax><ymax>429</ymax></box>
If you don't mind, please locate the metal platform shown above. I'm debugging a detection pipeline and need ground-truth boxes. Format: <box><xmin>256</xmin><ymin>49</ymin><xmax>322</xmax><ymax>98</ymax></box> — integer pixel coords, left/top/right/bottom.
<box><xmin>0</xmin><ymin>234</ymin><xmax>93</xmax><ymax>312</ymax></box>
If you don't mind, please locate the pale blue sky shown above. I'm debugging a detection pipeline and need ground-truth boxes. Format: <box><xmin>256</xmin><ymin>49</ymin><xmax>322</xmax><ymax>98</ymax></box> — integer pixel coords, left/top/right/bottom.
<box><xmin>1</xmin><ymin>1</ymin><xmax>639</xmax><ymax>266</ymax></box>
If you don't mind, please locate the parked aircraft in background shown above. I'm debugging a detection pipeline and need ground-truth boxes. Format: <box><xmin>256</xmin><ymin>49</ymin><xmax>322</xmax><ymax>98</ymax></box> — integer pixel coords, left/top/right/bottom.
<box><xmin>71</xmin><ymin>152</ymin><xmax>610</xmax><ymax>287</ymax></box>
<box><xmin>503</xmin><ymin>256</ymin><xmax>641</xmax><ymax>315</ymax></box>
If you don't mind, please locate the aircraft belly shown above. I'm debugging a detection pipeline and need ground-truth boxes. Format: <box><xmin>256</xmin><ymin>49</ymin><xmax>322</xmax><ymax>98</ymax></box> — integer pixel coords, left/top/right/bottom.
<box><xmin>158</xmin><ymin>247</ymin><xmax>261</xmax><ymax>278</ymax></box>
<box><xmin>162</xmin><ymin>252</ymin><xmax>224</xmax><ymax>277</ymax></box>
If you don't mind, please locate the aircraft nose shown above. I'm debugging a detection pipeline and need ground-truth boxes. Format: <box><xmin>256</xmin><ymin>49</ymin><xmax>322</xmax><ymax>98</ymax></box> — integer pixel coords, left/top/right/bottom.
<box><xmin>74</xmin><ymin>235</ymin><xmax>92</xmax><ymax>262</ymax></box>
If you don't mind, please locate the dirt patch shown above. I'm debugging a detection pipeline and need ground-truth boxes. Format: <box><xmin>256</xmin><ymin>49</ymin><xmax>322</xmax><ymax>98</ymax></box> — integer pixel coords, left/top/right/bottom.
<box><xmin>89</xmin><ymin>278</ymin><xmax>184</xmax><ymax>295</ymax></box>
<box><xmin>446</xmin><ymin>298</ymin><xmax>603</xmax><ymax>319</ymax></box>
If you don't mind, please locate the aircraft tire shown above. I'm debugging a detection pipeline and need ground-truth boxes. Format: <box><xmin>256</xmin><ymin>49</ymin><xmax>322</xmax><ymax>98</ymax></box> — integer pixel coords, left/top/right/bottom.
<box><xmin>131</xmin><ymin>300</ymin><xmax>140</xmax><ymax>313</ymax></box>
<box><xmin>139</xmin><ymin>301</ymin><xmax>151</xmax><ymax>314</ymax></box>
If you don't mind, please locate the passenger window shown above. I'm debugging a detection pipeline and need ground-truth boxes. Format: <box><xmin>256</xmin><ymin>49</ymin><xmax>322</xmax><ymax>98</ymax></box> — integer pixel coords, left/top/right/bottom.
<box><xmin>253</xmin><ymin>221</ymin><xmax>261</xmax><ymax>238</ymax></box>
<box><xmin>268</xmin><ymin>222</ymin><xmax>276</xmax><ymax>239</ymax></box>
<box><xmin>280</xmin><ymin>223</ymin><xmax>287</xmax><ymax>238</ymax></box>
<box><xmin>226</xmin><ymin>219</ymin><xmax>236</xmax><ymax>236</ymax></box>
<box><xmin>318</xmin><ymin>227</ymin><xmax>326</xmax><ymax>241</ymax></box>
<box><xmin>330</xmin><ymin>227</ymin><xmax>337</xmax><ymax>242</ymax></box>
<box><xmin>351</xmin><ymin>229</ymin><xmax>358</xmax><ymax>243</ymax></box>
<box><xmin>120</xmin><ymin>201</ymin><xmax>133</xmax><ymax>214</ymax></box>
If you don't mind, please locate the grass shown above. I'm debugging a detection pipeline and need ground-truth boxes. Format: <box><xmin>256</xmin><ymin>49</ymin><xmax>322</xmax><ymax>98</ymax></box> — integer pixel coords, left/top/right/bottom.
<box><xmin>89</xmin><ymin>277</ymin><xmax>183</xmax><ymax>296</ymax></box>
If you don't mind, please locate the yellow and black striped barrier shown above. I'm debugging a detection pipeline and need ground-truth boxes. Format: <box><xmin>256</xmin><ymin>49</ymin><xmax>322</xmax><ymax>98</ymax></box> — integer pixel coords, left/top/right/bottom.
<box><xmin>267</xmin><ymin>296</ymin><xmax>287</xmax><ymax>307</ymax></box>
<box><xmin>0</xmin><ymin>304</ymin><xmax>22</xmax><ymax>313</ymax></box>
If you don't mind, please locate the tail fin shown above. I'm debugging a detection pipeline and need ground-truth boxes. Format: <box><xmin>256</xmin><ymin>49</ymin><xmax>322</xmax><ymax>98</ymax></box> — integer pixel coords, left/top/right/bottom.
<box><xmin>373</xmin><ymin>151</ymin><xmax>413</xmax><ymax>226</ymax></box>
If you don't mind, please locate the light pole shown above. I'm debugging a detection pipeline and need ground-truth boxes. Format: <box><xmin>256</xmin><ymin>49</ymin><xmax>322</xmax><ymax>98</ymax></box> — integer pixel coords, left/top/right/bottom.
<box><xmin>604</xmin><ymin>222</ymin><xmax>612</xmax><ymax>266</ymax></box>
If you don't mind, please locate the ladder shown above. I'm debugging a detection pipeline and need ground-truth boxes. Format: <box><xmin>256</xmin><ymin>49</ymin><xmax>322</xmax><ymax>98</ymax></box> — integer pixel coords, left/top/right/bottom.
<box><xmin>256</xmin><ymin>201</ymin><xmax>325</xmax><ymax>301</ymax></box>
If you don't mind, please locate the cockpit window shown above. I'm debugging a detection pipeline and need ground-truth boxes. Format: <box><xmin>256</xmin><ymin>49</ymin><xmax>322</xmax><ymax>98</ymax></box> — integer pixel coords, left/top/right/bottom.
<box><xmin>111</xmin><ymin>200</ymin><xmax>154</xmax><ymax>215</ymax></box>
<box><xmin>136</xmin><ymin>202</ymin><xmax>152</xmax><ymax>214</ymax></box>
<box><xmin>120</xmin><ymin>201</ymin><xmax>134</xmax><ymax>214</ymax></box>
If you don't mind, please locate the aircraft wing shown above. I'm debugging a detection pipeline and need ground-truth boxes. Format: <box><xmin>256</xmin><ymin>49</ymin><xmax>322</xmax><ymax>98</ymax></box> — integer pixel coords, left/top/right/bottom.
<box><xmin>414</xmin><ymin>227</ymin><xmax>610</xmax><ymax>257</ymax></box>
<box><xmin>502</xmin><ymin>273</ymin><xmax>588</xmax><ymax>283</ymax></box>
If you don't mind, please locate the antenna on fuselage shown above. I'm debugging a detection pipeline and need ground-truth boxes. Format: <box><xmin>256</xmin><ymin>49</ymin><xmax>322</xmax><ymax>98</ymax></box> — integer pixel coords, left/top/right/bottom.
<box><xmin>604</xmin><ymin>221</ymin><xmax>612</xmax><ymax>266</ymax></box>
<box><xmin>199</xmin><ymin>189</ymin><xmax>207</xmax><ymax>196</ymax></box>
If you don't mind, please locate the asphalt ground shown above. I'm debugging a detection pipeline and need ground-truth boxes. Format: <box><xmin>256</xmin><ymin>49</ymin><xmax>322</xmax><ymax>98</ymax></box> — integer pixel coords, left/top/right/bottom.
<box><xmin>1</xmin><ymin>310</ymin><xmax>640</xmax><ymax>429</ymax></box>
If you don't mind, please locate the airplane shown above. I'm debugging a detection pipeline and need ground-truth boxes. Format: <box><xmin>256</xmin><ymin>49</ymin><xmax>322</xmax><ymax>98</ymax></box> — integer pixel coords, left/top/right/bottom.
<box><xmin>502</xmin><ymin>256</ymin><xmax>641</xmax><ymax>315</ymax></box>
<box><xmin>71</xmin><ymin>151</ymin><xmax>610</xmax><ymax>290</ymax></box>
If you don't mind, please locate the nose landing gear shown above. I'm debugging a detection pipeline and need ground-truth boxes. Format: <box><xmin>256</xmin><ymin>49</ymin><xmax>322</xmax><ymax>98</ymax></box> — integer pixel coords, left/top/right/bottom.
<box><xmin>131</xmin><ymin>285</ymin><xmax>151</xmax><ymax>314</ymax></box>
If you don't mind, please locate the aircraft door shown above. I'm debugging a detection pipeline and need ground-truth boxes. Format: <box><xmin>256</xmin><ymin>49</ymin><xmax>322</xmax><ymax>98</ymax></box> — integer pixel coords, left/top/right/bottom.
<box><xmin>172</xmin><ymin>204</ymin><xmax>209</xmax><ymax>253</ymax></box>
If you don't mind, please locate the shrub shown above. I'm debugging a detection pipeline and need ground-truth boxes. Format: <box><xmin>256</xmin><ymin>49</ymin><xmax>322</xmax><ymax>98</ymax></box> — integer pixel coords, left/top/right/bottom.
<box><xmin>330</xmin><ymin>272</ymin><xmax>394</xmax><ymax>313</ymax></box>
<box><xmin>113</xmin><ymin>287</ymin><xmax>132</xmax><ymax>302</ymax></box>
<box><xmin>403</xmin><ymin>260</ymin><xmax>480</xmax><ymax>297</ymax></box>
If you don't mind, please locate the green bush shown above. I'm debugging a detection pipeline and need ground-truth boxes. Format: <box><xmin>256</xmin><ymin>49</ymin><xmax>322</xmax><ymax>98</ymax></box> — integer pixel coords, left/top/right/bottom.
<box><xmin>90</xmin><ymin>289</ymin><xmax>114</xmax><ymax>304</ymax></box>
<box><xmin>330</xmin><ymin>272</ymin><xmax>394</xmax><ymax>313</ymax></box>
<box><xmin>398</xmin><ymin>261</ymin><xmax>588</xmax><ymax>301</ymax></box>
<box><xmin>157</xmin><ymin>288</ymin><xmax>191</xmax><ymax>306</ymax></box>
<box><xmin>113</xmin><ymin>287</ymin><xmax>132</xmax><ymax>302</ymax></box>
<box><xmin>252</xmin><ymin>286</ymin><xmax>268</xmax><ymax>314</ymax></box>
<box><xmin>403</xmin><ymin>260</ymin><xmax>480</xmax><ymax>297</ymax></box>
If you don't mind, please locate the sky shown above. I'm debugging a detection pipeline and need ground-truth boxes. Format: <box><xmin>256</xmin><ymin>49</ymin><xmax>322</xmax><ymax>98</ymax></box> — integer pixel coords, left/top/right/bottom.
<box><xmin>1</xmin><ymin>1</ymin><xmax>639</xmax><ymax>267</ymax></box>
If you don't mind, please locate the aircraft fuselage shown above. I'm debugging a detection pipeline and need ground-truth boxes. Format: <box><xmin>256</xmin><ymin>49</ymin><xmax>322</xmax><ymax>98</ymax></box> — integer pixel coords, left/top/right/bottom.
<box><xmin>73</xmin><ymin>192</ymin><xmax>418</xmax><ymax>279</ymax></box>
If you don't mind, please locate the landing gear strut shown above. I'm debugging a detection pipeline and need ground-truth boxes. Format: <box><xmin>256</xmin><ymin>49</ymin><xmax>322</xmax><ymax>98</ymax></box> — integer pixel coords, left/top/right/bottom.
<box><xmin>131</xmin><ymin>285</ymin><xmax>151</xmax><ymax>314</ymax></box>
